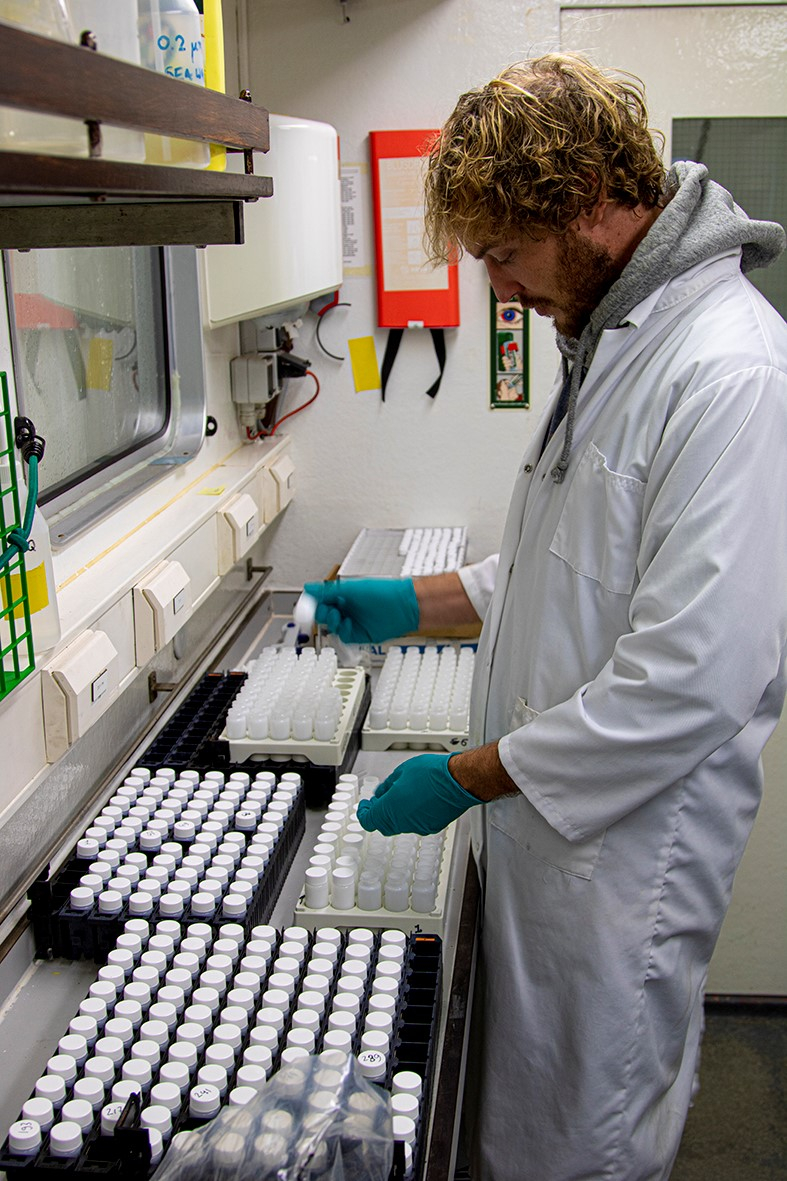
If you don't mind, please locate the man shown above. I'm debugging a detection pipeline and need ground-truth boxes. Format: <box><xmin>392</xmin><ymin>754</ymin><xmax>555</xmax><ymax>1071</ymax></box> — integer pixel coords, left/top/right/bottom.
<box><xmin>306</xmin><ymin>53</ymin><xmax>787</xmax><ymax>1180</ymax></box>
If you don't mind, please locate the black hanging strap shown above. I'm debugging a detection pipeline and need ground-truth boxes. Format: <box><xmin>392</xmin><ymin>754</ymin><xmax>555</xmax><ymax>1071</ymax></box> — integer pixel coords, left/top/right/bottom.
<box><xmin>380</xmin><ymin>328</ymin><xmax>404</xmax><ymax>402</ymax></box>
<box><xmin>380</xmin><ymin>327</ymin><xmax>448</xmax><ymax>400</ymax></box>
<box><xmin>425</xmin><ymin>328</ymin><xmax>446</xmax><ymax>398</ymax></box>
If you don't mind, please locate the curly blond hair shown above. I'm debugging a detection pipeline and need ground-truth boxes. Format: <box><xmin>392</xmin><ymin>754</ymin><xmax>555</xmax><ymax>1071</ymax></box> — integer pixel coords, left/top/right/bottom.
<box><xmin>424</xmin><ymin>53</ymin><xmax>666</xmax><ymax>261</ymax></box>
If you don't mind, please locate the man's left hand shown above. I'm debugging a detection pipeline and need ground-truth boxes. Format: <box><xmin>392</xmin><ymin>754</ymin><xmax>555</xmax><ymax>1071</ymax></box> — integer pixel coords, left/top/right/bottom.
<box><xmin>357</xmin><ymin>752</ymin><xmax>482</xmax><ymax>837</ymax></box>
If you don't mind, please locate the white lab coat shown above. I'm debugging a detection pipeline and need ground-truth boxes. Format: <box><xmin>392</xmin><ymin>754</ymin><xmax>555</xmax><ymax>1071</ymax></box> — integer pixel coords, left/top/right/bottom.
<box><xmin>458</xmin><ymin>249</ymin><xmax>787</xmax><ymax>1181</ymax></box>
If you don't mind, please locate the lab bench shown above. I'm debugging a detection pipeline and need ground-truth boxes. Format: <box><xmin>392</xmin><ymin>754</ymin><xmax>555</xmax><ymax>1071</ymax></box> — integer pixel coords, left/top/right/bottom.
<box><xmin>0</xmin><ymin>596</ymin><xmax>479</xmax><ymax>1181</ymax></box>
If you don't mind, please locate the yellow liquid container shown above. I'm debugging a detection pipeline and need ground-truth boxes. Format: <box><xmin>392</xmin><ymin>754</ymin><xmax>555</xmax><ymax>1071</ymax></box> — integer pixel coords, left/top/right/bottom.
<box><xmin>200</xmin><ymin>0</ymin><xmax>226</xmax><ymax>171</ymax></box>
<box><xmin>137</xmin><ymin>0</ymin><xmax>210</xmax><ymax>168</ymax></box>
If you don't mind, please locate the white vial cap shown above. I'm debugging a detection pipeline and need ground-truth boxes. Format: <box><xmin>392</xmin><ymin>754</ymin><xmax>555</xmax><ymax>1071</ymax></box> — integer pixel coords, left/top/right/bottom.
<box><xmin>49</xmin><ymin>1120</ymin><xmax>83</xmax><ymax>1157</ymax></box>
<box><xmin>98</xmin><ymin>890</ymin><xmax>123</xmax><ymax>916</ymax></box>
<box><xmin>94</xmin><ymin>1035</ymin><xmax>126</xmax><ymax>1066</ymax></box>
<box><xmin>140</xmin><ymin>1105</ymin><xmax>173</xmax><ymax>1138</ymax></box>
<box><xmin>322</xmin><ymin>1029</ymin><xmax>353</xmax><ymax>1054</ymax></box>
<box><xmin>158</xmin><ymin>1062</ymin><xmax>190</xmax><ymax>1093</ymax></box>
<box><xmin>100</xmin><ymin>1102</ymin><xmax>126</xmax><ymax>1135</ymax></box>
<box><xmin>249</xmin><ymin>1025</ymin><xmax>278</xmax><ymax>1053</ymax></box>
<box><xmin>228</xmin><ymin>1086</ymin><xmax>256</xmax><ymax>1107</ymax></box>
<box><xmin>159</xmin><ymin>893</ymin><xmax>185</xmax><ymax>918</ymax></box>
<box><xmin>222</xmin><ymin>894</ymin><xmax>248</xmax><ymax>918</ymax></box>
<box><xmin>189</xmin><ymin>1083</ymin><xmax>221</xmax><ymax>1119</ymax></box>
<box><xmin>61</xmin><ymin>1098</ymin><xmax>95</xmax><ymax>1132</ymax></box>
<box><xmin>8</xmin><ymin>1119</ymin><xmax>43</xmax><ymax>1156</ymax></box>
<box><xmin>84</xmin><ymin>1055</ymin><xmax>116</xmax><ymax>1085</ymax></box>
<box><xmin>392</xmin><ymin>1114</ymin><xmax>417</xmax><ymax>1145</ymax></box>
<box><xmin>391</xmin><ymin>1092</ymin><xmax>420</xmax><ymax>1120</ymax></box>
<box><xmin>69</xmin><ymin>887</ymin><xmax>95</xmax><ymax>911</ymax></box>
<box><xmin>392</xmin><ymin>1070</ymin><xmax>423</xmax><ymax>1098</ymax></box>
<box><xmin>35</xmin><ymin>1074</ymin><xmax>66</xmax><ymax>1105</ymax></box>
<box><xmin>73</xmin><ymin>1077</ymin><xmax>106</xmax><ymax>1111</ymax></box>
<box><xmin>129</xmin><ymin>892</ymin><xmax>155</xmax><ymax>916</ymax></box>
<box><xmin>211</xmin><ymin>1023</ymin><xmax>243</xmax><ymax>1054</ymax></box>
<box><xmin>22</xmin><ymin>1097</ymin><xmax>54</xmax><ymax>1132</ymax></box>
<box><xmin>356</xmin><ymin>1049</ymin><xmax>387</xmax><ymax>1082</ymax></box>
<box><xmin>47</xmin><ymin>1054</ymin><xmax>78</xmax><ymax>1085</ymax></box>
<box><xmin>280</xmin><ymin>1046</ymin><xmax>310</xmax><ymax>1066</ymax></box>
<box><xmin>111</xmin><ymin>1080</ymin><xmax>142</xmax><ymax>1105</ymax></box>
<box><xmin>197</xmin><ymin>1064</ymin><xmax>229</xmax><ymax>1096</ymax></box>
<box><xmin>243</xmin><ymin>1044</ymin><xmax>273</xmax><ymax>1073</ymax></box>
<box><xmin>205</xmin><ymin>1043</ymin><xmax>236</xmax><ymax>1073</ymax></box>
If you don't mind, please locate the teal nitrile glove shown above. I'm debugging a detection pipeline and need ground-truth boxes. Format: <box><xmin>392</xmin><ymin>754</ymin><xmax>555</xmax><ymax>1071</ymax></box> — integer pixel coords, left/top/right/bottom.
<box><xmin>303</xmin><ymin>578</ymin><xmax>419</xmax><ymax>644</ymax></box>
<box><xmin>357</xmin><ymin>753</ymin><xmax>482</xmax><ymax>837</ymax></box>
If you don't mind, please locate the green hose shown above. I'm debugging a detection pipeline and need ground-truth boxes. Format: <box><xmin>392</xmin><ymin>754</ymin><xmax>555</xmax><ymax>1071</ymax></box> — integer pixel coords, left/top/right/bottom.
<box><xmin>0</xmin><ymin>454</ymin><xmax>39</xmax><ymax>572</ymax></box>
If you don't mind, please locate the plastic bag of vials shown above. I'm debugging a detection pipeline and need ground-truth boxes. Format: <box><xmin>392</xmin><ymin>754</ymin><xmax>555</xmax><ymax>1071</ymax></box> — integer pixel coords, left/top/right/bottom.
<box><xmin>152</xmin><ymin>1052</ymin><xmax>393</xmax><ymax>1181</ymax></box>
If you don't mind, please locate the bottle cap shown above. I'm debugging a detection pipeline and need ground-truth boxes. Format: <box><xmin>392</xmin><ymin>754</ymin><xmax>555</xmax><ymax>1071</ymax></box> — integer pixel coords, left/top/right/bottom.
<box><xmin>189</xmin><ymin>1083</ymin><xmax>221</xmax><ymax>1119</ymax></box>
<box><xmin>49</xmin><ymin>1120</ymin><xmax>83</xmax><ymax>1157</ymax></box>
<box><xmin>8</xmin><ymin>1119</ymin><xmax>42</xmax><ymax>1155</ymax></box>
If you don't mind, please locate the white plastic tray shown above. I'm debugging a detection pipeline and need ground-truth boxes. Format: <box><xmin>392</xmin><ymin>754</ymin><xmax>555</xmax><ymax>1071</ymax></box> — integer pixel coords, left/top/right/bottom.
<box><xmin>223</xmin><ymin>668</ymin><xmax>367</xmax><ymax>767</ymax></box>
<box><xmin>361</xmin><ymin>721</ymin><xmax>469</xmax><ymax>753</ymax></box>
<box><xmin>293</xmin><ymin>822</ymin><xmax>457</xmax><ymax>937</ymax></box>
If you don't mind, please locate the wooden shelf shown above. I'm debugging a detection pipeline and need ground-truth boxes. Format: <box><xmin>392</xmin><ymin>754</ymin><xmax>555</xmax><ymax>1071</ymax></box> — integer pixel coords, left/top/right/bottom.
<box><xmin>0</xmin><ymin>23</ymin><xmax>273</xmax><ymax>248</ymax></box>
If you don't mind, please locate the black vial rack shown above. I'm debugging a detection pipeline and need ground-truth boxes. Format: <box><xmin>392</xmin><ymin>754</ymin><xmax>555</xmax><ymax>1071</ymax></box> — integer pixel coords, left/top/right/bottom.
<box><xmin>29</xmin><ymin>769</ymin><xmax>305</xmax><ymax>962</ymax></box>
<box><xmin>1</xmin><ymin>923</ymin><xmax>442</xmax><ymax>1181</ymax></box>
<box><xmin>139</xmin><ymin>670</ymin><xmax>372</xmax><ymax>807</ymax></box>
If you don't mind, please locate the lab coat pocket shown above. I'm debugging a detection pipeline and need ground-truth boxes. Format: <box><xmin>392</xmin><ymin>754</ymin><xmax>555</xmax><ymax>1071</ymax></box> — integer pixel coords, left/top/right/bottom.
<box><xmin>549</xmin><ymin>441</ymin><xmax>646</xmax><ymax>595</ymax></box>
<box><xmin>490</xmin><ymin>696</ymin><xmax>606</xmax><ymax>879</ymax></box>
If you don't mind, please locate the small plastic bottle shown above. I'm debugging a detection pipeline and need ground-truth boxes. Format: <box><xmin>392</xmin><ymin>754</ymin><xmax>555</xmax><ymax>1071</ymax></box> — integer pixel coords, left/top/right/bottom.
<box><xmin>0</xmin><ymin>0</ymin><xmax>86</xmax><ymax>157</ymax></box>
<box><xmin>137</xmin><ymin>0</ymin><xmax>209</xmax><ymax>167</ymax></box>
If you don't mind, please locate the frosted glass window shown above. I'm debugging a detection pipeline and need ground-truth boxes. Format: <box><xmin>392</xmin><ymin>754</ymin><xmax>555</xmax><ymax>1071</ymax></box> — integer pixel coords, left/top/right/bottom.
<box><xmin>672</xmin><ymin>117</ymin><xmax>787</xmax><ymax>318</ymax></box>
<box><xmin>5</xmin><ymin>247</ymin><xmax>168</xmax><ymax>501</ymax></box>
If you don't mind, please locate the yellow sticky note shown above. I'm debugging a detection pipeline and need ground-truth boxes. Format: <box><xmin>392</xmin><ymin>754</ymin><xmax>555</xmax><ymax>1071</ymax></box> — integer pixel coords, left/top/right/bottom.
<box><xmin>348</xmin><ymin>336</ymin><xmax>381</xmax><ymax>393</ymax></box>
<box><xmin>86</xmin><ymin>337</ymin><xmax>114</xmax><ymax>392</ymax></box>
<box><xmin>198</xmin><ymin>486</ymin><xmax>226</xmax><ymax>496</ymax></box>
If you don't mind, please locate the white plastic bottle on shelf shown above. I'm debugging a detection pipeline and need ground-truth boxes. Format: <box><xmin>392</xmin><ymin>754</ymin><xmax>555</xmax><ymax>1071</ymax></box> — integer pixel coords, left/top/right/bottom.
<box><xmin>0</xmin><ymin>0</ymin><xmax>87</xmax><ymax>156</ymax></box>
<box><xmin>25</xmin><ymin>495</ymin><xmax>62</xmax><ymax>661</ymax></box>
<box><xmin>68</xmin><ymin>0</ymin><xmax>145</xmax><ymax>161</ymax></box>
<box><xmin>137</xmin><ymin>0</ymin><xmax>210</xmax><ymax>168</ymax></box>
<box><xmin>0</xmin><ymin>456</ymin><xmax>61</xmax><ymax>662</ymax></box>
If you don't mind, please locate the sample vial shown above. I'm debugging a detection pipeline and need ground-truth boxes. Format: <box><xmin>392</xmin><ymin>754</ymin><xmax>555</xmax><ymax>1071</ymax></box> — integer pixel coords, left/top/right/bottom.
<box><xmin>8</xmin><ymin>1119</ymin><xmax>42</xmax><ymax>1157</ymax></box>
<box><xmin>100</xmin><ymin>1102</ymin><xmax>127</xmax><ymax>1136</ymax></box>
<box><xmin>49</xmin><ymin>1121</ymin><xmax>83</xmax><ymax>1159</ymax></box>
<box><xmin>189</xmin><ymin>1083</ymin><xmax>221</xmax><ymax>1121</ymax></box>
<box><xmin>356</xmin><ymin>1049</ymin><xmax>387</xmax><ymax>1083</ymax></box>
<box><xmin>21</xmin><ymin>1097</ymin><xmax>54</xmax><ymax>1133</ymax></box>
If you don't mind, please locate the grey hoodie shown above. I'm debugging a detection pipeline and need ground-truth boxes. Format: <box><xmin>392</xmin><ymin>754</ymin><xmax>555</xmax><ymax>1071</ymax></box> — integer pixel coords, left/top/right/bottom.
<box><xmin>551</xmin><ymin>160</ymin><xmax>786</xmax><ymax>483</ymax></box>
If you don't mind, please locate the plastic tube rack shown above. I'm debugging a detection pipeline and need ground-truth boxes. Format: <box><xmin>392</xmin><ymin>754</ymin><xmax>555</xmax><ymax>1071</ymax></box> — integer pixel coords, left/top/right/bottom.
<box><xmin>294</xmin><ymin>776</ymin><xmax>457</xmax><ymax>936</ymax></box>
<box><xmin>0</xmin><ymin>923</ymin><xmax>442</xmax><ymax>1181</ymax></box>
<box><xmin>361</xmin><ymin>646</ymin><xmax>474</xmax><ymax>753</ymax></box>
<box><xmin>223</xmin><ymin>647</ymin><xmax>369</xmax><ymax>768</ymax></box>
<box><xmin>30</xmin><ymin>767</ymin><xmax>305</xmax><ymax>960</ymax></box>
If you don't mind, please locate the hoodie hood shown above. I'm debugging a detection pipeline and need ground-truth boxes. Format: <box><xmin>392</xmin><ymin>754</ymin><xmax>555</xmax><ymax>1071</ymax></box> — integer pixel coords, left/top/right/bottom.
<box><xmin>550</xmin><ymin>160</ymin><xmax>786</xmax><ymax>483</ymax></box>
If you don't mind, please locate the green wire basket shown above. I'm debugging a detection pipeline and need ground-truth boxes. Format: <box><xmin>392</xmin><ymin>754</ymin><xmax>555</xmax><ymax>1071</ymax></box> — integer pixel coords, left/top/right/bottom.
<box><xmin>0</xmin><ymin>372</ymin><xmax>35</xmax><ymax>702</ymax></box>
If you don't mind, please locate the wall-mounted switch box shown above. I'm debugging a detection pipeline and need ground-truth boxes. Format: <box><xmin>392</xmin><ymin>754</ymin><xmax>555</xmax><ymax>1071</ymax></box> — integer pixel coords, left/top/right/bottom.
<box><xmin>42</xmin><ymin>629</ymin><xmax>119</xmax><ymax>762</ymax></box>
<box><xmin>133</xmin><ymin>560</ymin><xmax>193</xmax><ymax>665</ymax></box>
<box><xmin>263</xmin><ymin>452</ymin><xmax>296</xmax><ymax>523</ymax></box>
<box><xmin>218</xmin><ymin>491</ymin><xmax>261</xmax><ymax>574</ymax></box>
<box><xmin>230</xmin><ymin>354</ymin><xmax>277</xmax><ymax>406</ymax></box>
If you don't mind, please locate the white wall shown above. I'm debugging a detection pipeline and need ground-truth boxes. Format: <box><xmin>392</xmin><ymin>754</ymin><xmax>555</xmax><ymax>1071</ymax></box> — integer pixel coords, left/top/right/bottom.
<box><xmin>242</xmin><ymin>0</ymin><xmax>562</xmax><ymax>584</ymax></box>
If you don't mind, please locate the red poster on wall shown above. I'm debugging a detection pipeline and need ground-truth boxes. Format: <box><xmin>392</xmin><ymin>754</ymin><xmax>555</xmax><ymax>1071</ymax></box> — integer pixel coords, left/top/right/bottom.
<box><xmin>369</xmin><ymin>129</ymin><xmax>460</xmax><ymax>330</ymax></box>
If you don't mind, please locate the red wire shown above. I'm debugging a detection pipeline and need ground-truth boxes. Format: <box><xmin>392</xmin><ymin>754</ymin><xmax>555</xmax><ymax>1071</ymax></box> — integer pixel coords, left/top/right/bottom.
<box><xmin>317</xmin><ymin>291</ymin><xmax>340</xmax><ymax>316</ymax></box>
<box><xmin>246</xmin><ymin>370</ymin><xmax>320</xmax><ymax>440</ymax></box>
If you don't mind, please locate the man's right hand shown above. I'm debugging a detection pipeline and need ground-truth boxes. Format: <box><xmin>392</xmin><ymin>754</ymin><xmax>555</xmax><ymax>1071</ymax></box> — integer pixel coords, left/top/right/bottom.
<box><xmin>303</xmin><ymin>578</ymin><xmax>420</xmax><ymax>644</ymax></box>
